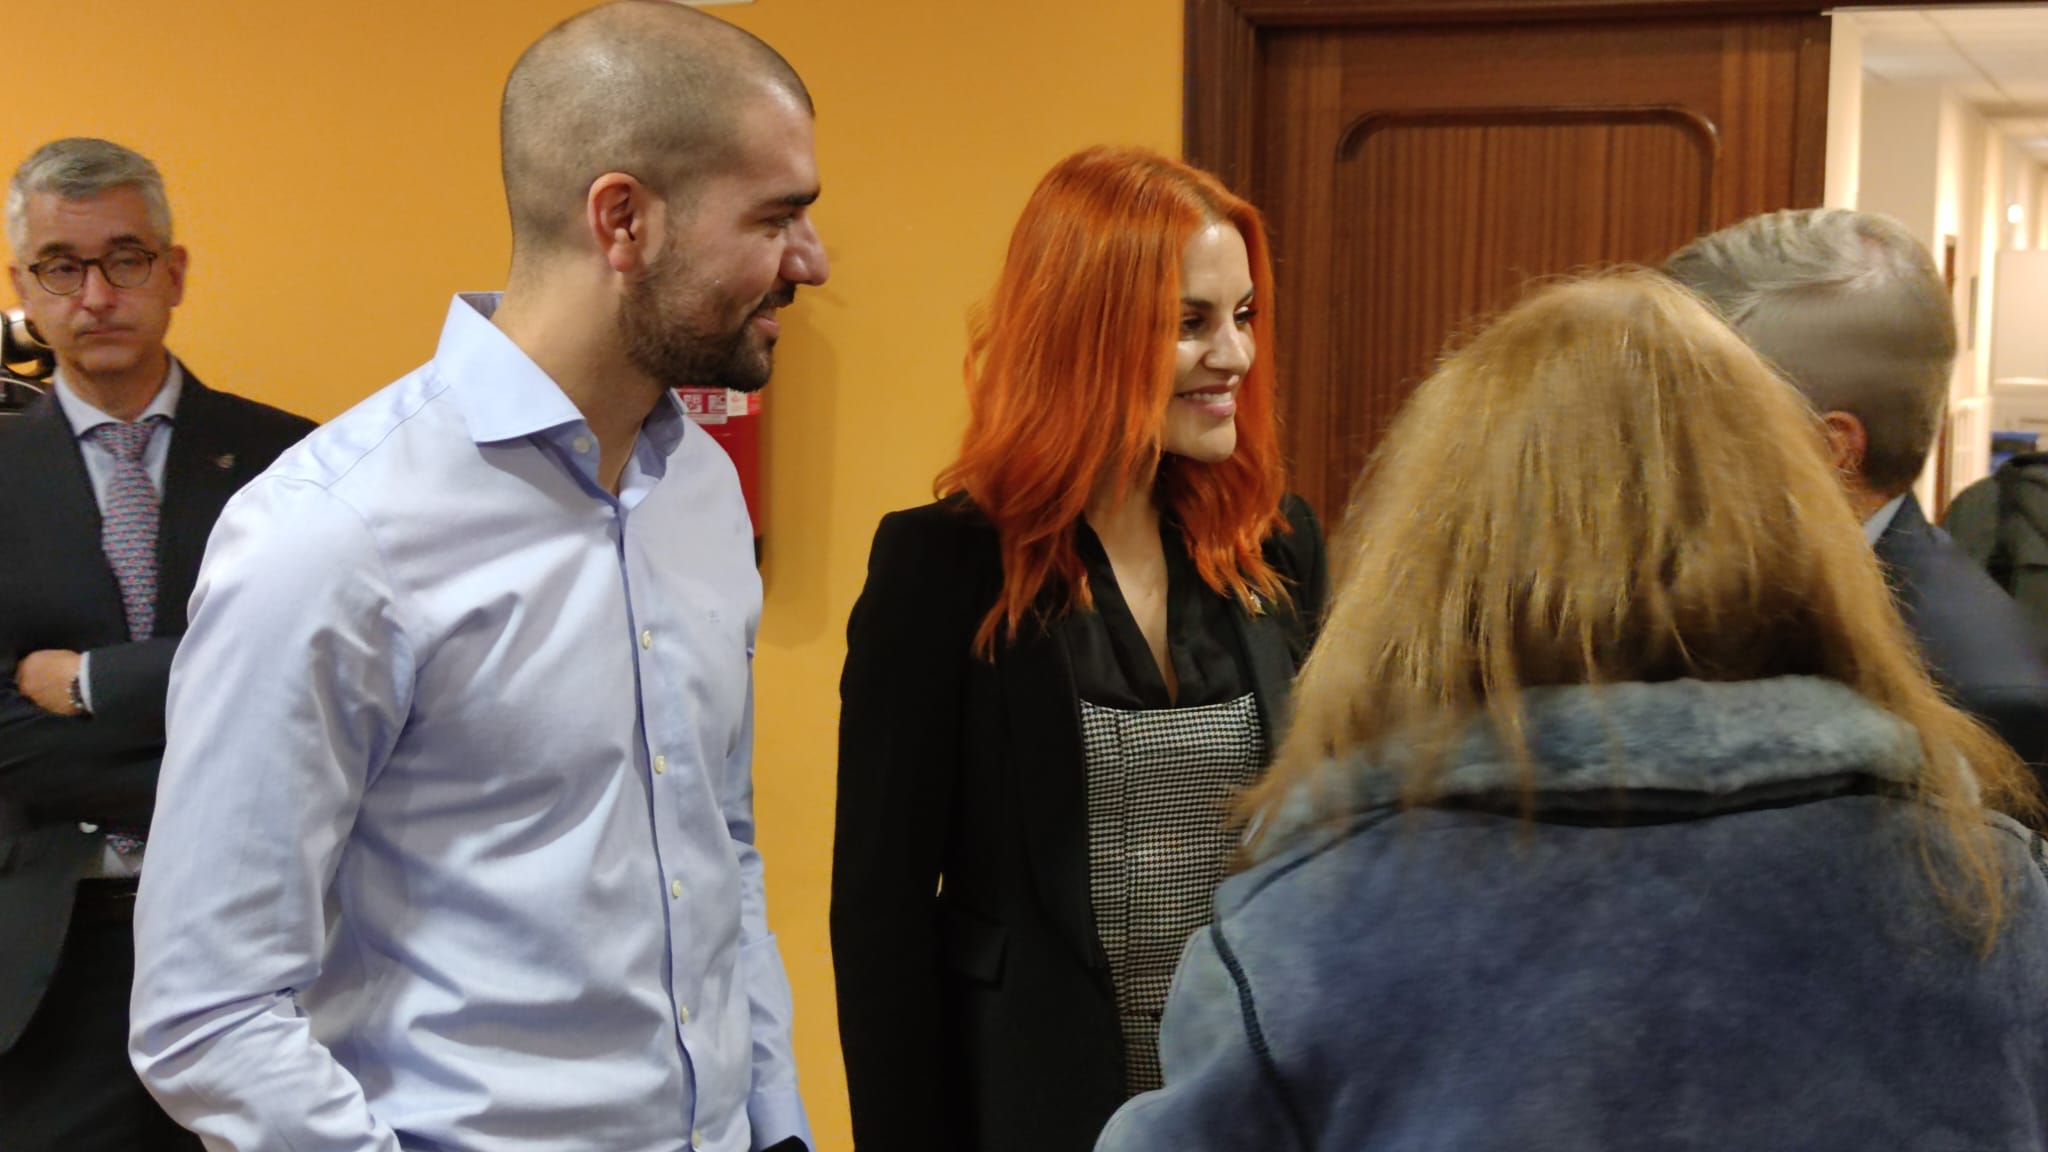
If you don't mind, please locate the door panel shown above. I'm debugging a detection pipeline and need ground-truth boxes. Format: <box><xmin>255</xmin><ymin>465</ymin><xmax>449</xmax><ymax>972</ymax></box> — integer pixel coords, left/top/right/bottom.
<box><xmin>1190</xmin><ymin>2</ymin><xmax>1830</xmax><ymax>525</ymax></box>
<box><xmin>1335</xmin><ymin>108</ymin><xmax>1716</xmax><ymax>468</ymax></box>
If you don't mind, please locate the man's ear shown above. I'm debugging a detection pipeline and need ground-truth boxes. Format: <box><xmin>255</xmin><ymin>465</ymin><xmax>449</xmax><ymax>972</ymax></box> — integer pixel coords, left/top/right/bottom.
<box><xmin>586</xmin><ymin>173</ymin><xmax>665</xmax><ymax>277</ymax></box>
<box><xmin>1820</xmin><ymin>410</ymin><xmax>1868</xmax><ymax>479</ymax></box>
<box><xmin>163</xmin><ymin>245</ymin><xmax>189</xmax><ymax>308</ymax></box>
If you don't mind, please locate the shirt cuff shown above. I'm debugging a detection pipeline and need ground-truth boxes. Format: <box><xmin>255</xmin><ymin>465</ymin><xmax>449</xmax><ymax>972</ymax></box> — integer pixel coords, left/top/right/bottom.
<box><xmin>747</xmin><ymin>1087</ymin><xmax>812</xmax><ymax>1152</ymax></box>
<box><xmin>76</xmin><ymin>650</ymin><xmax>95</xmax><ymax>713</ymax></box>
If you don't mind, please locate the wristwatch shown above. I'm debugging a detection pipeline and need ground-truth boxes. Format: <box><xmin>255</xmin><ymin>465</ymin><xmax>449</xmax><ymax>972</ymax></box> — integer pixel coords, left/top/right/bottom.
<box><xmin>67</xmin><ymin>673</ymin><xmax>89</xmax><ymax>717</ymax></box>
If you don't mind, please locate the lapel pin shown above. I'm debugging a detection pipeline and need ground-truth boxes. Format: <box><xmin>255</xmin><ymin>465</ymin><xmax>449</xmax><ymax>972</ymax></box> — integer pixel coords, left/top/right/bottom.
<box><xmin>212</xmin><ymin>453</ymin><xmax>236</xmax><ymax>470</ymax></box>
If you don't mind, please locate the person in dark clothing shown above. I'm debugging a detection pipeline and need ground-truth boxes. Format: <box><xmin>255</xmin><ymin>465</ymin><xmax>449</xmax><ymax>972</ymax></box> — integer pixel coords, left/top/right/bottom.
<box><xmin>1946</xmin><ymin>451</ymin><xmax>2048</xmax><ymax>648</ymax></box>
<box><xmin>0</xmin><ymin>137</ymin><xmax>314</xmax><ymax>1152</ymax></box>
<box><xmin>1666</xmin><ymin>208</ymin><xmax>2048</xmax><ymax>779</ymax></box>
<box><xmin>833</xmin><ymin>146</ymin><xmax>1326</xmax><ymax>1152</ymax></box>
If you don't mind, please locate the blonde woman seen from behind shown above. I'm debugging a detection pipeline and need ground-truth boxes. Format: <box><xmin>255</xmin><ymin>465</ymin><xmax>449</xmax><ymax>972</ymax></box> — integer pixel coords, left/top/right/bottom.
<box><xmin>1096</xmin><ymin>270</ymin><xmax>2048</xmax><ymax>1152</ymax></box>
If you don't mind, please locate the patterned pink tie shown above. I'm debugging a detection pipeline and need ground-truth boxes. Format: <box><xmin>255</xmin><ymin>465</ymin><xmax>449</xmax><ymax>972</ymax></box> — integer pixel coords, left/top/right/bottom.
<box><xmin>89</xmin><ymin>416</ymin><xmax>168</xmax><ymax>642</ymax></box>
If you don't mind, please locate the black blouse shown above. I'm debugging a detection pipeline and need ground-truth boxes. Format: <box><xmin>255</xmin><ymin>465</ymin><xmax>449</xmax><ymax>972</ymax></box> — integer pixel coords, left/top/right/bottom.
<box><xmin>1064</xmin><ymin>519</ymin><xmax>1253</xmax><ymax>711</ymax></box>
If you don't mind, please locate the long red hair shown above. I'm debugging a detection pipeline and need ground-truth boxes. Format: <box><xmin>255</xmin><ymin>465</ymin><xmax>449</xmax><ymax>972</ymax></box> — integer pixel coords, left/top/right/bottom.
<box><xmin>938</xmin><ymin>146</ymin><xmax>1289</xmax><ymax>654</ymax></box>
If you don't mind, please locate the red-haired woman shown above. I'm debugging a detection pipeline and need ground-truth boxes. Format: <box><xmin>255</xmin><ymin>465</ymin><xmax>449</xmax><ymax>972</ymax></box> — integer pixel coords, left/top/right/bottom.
<box><xmin>830</xmin><ymin>146</ymin><xmax>1327</xmax><ymax>1152</ymax></box>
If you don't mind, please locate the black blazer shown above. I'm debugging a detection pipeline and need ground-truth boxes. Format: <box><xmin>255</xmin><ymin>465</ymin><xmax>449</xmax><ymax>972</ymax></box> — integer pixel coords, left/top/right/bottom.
<box><xmin>0</xmin><ymin>374</ymin><xmax>313</xmax><ymax>1052</ymax></box>
<box><xmin>832</xmin><ymin>494</ymin><xmax>1327</xmax><ymax>1152</ymax></box>
<box><xmin>1875</xmin><ymin>494</ymin><xmax>2048</xmax><ymax>780</ymax></box>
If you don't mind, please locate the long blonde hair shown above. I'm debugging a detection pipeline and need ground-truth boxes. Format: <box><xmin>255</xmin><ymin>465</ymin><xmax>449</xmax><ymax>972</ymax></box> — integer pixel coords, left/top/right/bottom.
<box><xmin>1244</xmin><ymin>270</ymin><xmax>2040</xmax><ymax>944</ymax></box>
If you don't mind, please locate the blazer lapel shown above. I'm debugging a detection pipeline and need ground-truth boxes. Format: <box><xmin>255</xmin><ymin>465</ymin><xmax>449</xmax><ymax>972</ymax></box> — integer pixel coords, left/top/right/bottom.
<box><xmin>1873</xmin><ymin>494</ymin><xmax>1929</xmax><ymax>564</ymax></box>
<box><xmin>157</xmin><ymin>374</ymin><xmax>249</xmax><ymax>636</ymax></box>
<box><xmin>1001</xmin><ymin>618</ymin><xmax>1109</xmax><ymax>980</ymax></box>
<box><xmin>1234</xmin><ymin>598</ymin><xmax>1298</xmax><ymax>757</ymax></box>
<box><xmin>14</xmin><ymin>396</ymin><xmax>126</xmax><ymax>629</ymax></box>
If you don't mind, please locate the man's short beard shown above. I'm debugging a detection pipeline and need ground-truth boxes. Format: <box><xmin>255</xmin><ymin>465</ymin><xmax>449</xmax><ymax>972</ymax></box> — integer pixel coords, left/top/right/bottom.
<box><xmin>618</xmin><ymin>248</ymin><xmax>774</xmax><ymax>394</ymax></box>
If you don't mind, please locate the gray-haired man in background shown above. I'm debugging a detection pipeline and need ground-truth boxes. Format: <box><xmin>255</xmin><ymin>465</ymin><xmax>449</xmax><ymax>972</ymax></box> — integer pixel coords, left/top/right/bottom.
<box><xmin>0</xmin><ymin>137</ymin><xmax>313</xmax><ymax>1151</ymax></box>
<box><xmin>1667</xmin><ymin>208</ymin><xmax>2048</xmax><ymax>779</ymax></box>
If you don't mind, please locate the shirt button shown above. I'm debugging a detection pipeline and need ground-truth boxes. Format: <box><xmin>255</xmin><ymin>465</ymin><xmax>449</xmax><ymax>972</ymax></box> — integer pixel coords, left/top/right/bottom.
<box><xmin>669</xmin><ymin>879</ymin><xmax>683</xmax><ymax>899</ymax></box>
<box><xmin>679</xmin><ymin>1004</ymin><xmax>691</xmax><ymax>1025</ymax></box>
<box><xmin>691</xmin><ymin>1130</ymin><xmax>703</xmax><ymax>1150</ymax></box>
<box><xmin>639</xmin><ymin>629</ymin><xmax>653</xmax><ymax>650</ymax></box>
<box><xmin>654</xmin><ymin>754</ymin><xmax>668</xmax><ymax>775</ymax></box>
<box><xmin>572</xmin><ymin>435</ymin><xmax>592</xmax><ymax>454</ymax></box>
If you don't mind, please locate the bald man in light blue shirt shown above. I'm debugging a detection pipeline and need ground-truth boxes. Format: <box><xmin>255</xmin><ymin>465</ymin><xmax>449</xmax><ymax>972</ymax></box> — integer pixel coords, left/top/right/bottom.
<box><xmin>129</xmin><ymin>5</ymin><xmax>829</xmax><ymax>1150</ymax></box>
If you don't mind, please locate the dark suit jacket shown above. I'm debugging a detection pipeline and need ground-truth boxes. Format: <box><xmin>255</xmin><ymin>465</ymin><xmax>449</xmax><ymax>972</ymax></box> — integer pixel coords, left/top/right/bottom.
<box><xmin>0</xmin><ymin>373</ymin><xmax>313</xmax><ymax>1052</ymax></box>
<box><xmin>1876</xmin><ymin>494</ymin><xmax>2048</xmax><ymax>781</ymax></box>
<box><xmin>831</xmin><ymin>494</ymin><xmax>1327</xmax><ymax>1152</ymax></box>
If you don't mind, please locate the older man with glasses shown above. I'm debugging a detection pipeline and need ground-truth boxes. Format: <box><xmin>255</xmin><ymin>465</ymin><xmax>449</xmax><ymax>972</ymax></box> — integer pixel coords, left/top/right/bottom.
<box><xmin>0</xmin><ymin>136</ymin><xmax>314</xmax><ymax>1152</ymax></box>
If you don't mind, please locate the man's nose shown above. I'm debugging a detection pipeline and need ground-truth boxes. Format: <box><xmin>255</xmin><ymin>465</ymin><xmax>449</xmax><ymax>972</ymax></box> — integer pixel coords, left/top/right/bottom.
<box><xmin>783</xmin><ymin>217</ymin><xmax>829</xmax><ymax>287</ymax></box>
<box><xmin>76</xmin><ymin>264</ymin><xmax>120</xmax><ymax>309</ymax></box>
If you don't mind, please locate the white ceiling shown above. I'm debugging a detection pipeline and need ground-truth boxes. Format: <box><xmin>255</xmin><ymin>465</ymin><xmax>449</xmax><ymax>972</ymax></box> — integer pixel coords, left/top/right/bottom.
<box><xmin>1847</xmin><ymin>5</ymin><xmax>2048</xmax><ymax>155</ymax></box>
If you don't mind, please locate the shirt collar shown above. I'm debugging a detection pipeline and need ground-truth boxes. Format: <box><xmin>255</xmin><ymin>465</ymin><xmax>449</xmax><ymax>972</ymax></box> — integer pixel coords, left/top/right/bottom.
<box><xmin>1862</xmin><ymin>493</ymin><xmax>1908</xmax><ymax>548</ymax></box>
<box><xmin>53</xmin><ymin>356</ymin><xmax>184</xmax><ymax>439</ymax></box>
<box><xmin>440</xmin><ymin>292</ymin><xmax>588</xmax><ymax>445</ymax></box>
<box><xmin>439</xmin><ymin>291</ymin><xmax>692</xmax><ymax>460</ymax></box>
<box><xmin>641</xmin><ymin>388</ymin><xmax>689</xmax><ymax>458</ymax></box>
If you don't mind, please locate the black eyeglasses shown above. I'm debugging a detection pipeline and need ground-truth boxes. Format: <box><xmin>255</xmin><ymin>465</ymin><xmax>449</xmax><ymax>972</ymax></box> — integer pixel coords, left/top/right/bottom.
<box><xmin>24</xmin><ymin>246</ymin><xmax>160</xmax><ymax>296</ymax></box>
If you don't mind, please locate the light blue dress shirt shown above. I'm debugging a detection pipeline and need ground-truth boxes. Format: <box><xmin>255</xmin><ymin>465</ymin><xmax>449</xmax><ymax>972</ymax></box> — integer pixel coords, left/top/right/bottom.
<box><xmin>51</xmin><ymin>360</ymin><xmax>184</xmax><ymax>712</ymax></box>
<box><xmin>131</xmin><ymin>294</ymin><xmax>809</xmax><ymax>1152</ymax></box>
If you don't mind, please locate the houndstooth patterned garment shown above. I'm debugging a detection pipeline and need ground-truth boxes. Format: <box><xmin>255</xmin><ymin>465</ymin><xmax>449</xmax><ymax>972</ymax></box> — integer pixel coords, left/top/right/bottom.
<box><xmin>1082</xmin><ymin>691</ymin><xmax>1265</xmax><ymax>1096</ymax></box>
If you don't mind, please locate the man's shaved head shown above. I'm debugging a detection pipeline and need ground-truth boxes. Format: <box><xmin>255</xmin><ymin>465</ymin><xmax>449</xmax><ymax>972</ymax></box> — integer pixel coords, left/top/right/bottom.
<box><xmin>500</xmin><ymin>0</ymin><xmax>812</xmax><ymax>258</ymax></box>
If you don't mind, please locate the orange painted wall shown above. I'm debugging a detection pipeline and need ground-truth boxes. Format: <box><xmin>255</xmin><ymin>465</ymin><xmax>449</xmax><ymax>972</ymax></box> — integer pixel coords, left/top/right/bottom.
<box><xmin>1</xmin><ymin>1</ymin><xmax>1181</xmax><ymax>1145</ymax></box>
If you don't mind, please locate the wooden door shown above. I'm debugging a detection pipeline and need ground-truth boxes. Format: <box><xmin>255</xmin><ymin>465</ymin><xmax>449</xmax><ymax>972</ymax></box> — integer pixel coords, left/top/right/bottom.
<box><xmin>1188</xmin><ymin>0</ymin><xmax>1832</xmax><ymax>525</ymax></box>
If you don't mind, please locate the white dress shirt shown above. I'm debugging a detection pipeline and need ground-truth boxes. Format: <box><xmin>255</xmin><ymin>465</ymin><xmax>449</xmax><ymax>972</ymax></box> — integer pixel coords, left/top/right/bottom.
<box><xmin>1863</xmin><ymin>493</ymin><xmax>1908</xmax><ymax>548</ymax></box>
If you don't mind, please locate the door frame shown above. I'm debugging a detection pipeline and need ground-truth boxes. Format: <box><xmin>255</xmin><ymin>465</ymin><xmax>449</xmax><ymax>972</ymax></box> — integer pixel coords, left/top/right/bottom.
<box><xmin>1184</xmin><ymin>0</ymin><xmax>2020</xmax><ymax>191</ymax></box>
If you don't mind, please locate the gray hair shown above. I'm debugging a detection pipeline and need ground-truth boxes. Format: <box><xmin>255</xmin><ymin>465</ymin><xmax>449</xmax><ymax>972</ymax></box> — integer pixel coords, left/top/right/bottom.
<box><xmin>6</xmin><ymin>137</ymin><xmax>175</xmax><ymax>255</ymax></box>
<box><xmin>1664</xmin><ymin>208</ymin><xmax>1956</xmax><ymax>496</ymax></box>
